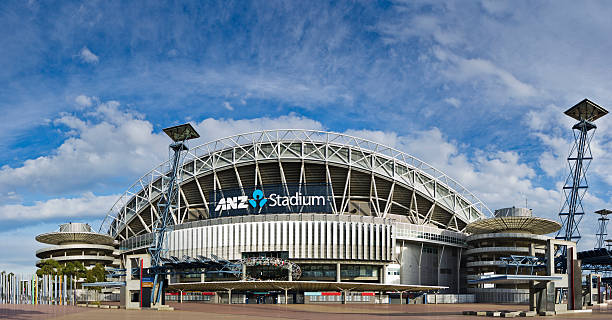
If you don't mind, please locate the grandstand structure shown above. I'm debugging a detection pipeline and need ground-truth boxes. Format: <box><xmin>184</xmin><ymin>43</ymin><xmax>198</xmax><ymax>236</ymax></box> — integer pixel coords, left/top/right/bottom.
<box><xmin>98</xmin><ymin>129</ymin><xmax>493</xmax><ymax>305</ymax></box>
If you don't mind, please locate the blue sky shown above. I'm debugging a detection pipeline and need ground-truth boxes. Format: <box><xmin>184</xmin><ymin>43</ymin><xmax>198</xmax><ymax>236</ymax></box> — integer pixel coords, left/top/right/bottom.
<box><xmin>2</xmin><ymin>0</ymin><xmax>612</xmax><ymax>273</ymax></box>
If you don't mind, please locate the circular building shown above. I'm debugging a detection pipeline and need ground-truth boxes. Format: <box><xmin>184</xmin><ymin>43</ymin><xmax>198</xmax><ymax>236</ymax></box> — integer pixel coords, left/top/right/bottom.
<box><xmin>36</xmin><ymin>223</ymin><xmax>118</xmax><ymax>268</ymax></box>
<box><xmin>464</xmin><ymin>207</ymin><xmax>561</xmax><ymax>303</ymax></box>
<box><xmin>100</xmin><ymin>130</ymin><xmax>491</xmax><ymax>302</ymax></box>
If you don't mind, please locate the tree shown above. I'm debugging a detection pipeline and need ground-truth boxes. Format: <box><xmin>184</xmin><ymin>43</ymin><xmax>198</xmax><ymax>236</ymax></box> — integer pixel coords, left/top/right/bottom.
<box><xmin>36</xmin><ymin>259</ymin><xmax>62</xmax><ymax>276</ymax></box>
<box><xmin>85</xmin><ymin>263</ymin><xmax>106</xmax><ymax>292</ymax></box>
<box><xmin>63</xmin><ymin>262</ymin><xmax>86</xmax><ymax>279</ymax></box>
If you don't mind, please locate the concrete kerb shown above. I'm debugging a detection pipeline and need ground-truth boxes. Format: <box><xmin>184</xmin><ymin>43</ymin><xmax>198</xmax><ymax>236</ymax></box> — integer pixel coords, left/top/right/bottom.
<box><xmin>464</xmin><ymin>310</ymin><xmax>520</xmax><ymax>317</ymax></box>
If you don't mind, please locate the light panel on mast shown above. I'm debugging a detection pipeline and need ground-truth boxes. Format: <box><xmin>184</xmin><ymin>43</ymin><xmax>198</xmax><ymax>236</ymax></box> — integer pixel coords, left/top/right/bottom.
<box><xmin>564</xmin><ymin>98</ymin><xmax>608</xmax><ymax>122</ymax></box>
<box><xmin>162</xmin><ymin>123</ymin><xmax>200</xmax><ymax>142</ymax></box>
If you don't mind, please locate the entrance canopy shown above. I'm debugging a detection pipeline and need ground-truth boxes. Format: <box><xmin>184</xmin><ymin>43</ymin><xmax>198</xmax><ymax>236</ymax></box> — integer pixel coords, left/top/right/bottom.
<box><xmin>169</xmin><ymin>280</ymin><xmax>446</xmax><ymax>292</ymax></box>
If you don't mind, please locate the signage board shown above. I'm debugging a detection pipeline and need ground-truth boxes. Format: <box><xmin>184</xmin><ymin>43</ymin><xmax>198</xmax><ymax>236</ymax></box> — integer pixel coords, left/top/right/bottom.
<box><xmin>141</xmin><ymin>277</ymin><xmax>153</xmax><ymax>288</ymax></box>
<box><xmin>209</xmin><ymin>183</ymin><xmax>333</xmax><ymax>218</ymax></box>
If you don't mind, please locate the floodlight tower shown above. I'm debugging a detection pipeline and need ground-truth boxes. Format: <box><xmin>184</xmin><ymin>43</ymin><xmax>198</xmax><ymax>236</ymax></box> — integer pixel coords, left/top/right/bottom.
<box><xmin>149</xmin><ymin>123</ymin><xmax>199</xmax><ymax>306</ymax></box>
<box><xmin>596</xmin><ymin>209</ymin><xmax>612</xmax><ymax>249</ymax></box>
<box><xmin>556</xmin><ymin>99</ymin><xmax>608</xmax><ymax>246</ymax></box>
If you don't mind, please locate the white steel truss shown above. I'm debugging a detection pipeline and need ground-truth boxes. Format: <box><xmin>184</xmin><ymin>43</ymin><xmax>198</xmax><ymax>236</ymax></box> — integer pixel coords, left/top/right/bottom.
<box><xmin>100</xmin><ymin>130</ymin><xmax>491</xmax><ymax>240</ymax></box>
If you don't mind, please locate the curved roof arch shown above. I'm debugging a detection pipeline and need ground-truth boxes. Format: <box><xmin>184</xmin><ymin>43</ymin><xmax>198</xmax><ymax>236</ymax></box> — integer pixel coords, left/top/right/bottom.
<box><xmin>100</xmin><ymin>129</ymin><xmax>491</xmax><ymax>239</ymax></box>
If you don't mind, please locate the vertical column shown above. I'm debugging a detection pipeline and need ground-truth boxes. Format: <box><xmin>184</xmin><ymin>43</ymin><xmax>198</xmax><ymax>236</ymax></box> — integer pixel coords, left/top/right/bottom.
<box><xmin>339</xmin><ymin>221</ymin><xmax>345</xmax><ymax>259</ymax></box>
<box><xmin>351</xmin><ymin>222</ymin><xmax>357</xmax><ymax>259</ymax></box>
<box><xmin>301</xmin><ymin>222</ymin><xmax>306</xmax><ymax>258</ymax></box>
<box><xmin>264</xmin><ymin>222</ymin><xmax>270</xmax><ymax>252</ymax></box>
<box><xmin>369</xmin><ymin>224</ymin><xmax>374</xmax><ymax>260</ymax></box>
<box><xmin>283</xmin><ymin>221</ymin><xmax>288</xmax><ymax>252</ymax></box>
<box><xmin>276</xmin><ymin>221</ymin><xmax>282</xmax><ymax>252</ymax></box>
<box><xmin>336</xmin><ymin>263</ymin><xmax>341</xmax><ymax>283</ymax></box>
<box><xmin>313</xmin><ymin>221</ymin><xmax>319</xmax><ymax>259</ymax></box>
<box><xmin>240</xmin><ymin>223</ymin><xmax>246</xmax><ymax>256</ymax></box>
<box><xmin>229</xmin><ymin>224</ymin><xmax>234</xmax><ymax>259</ymax></box>
<box><xmin>332</xmin><ymin>221</ymin><xmax>338</xmax><ymax>259</ymax></box>
<box><xmin>375</xmin><ymin>225</ymin><xmax>380</xmax><ymax>260</ymax></box>
<box><xmin>363</xmin><ymin>223</ymin><xmax>369</xmax><ymax>259</ymax></box>
<box><xmin>257</xmin><ymin>222</ymin><xmax>263</xmax><ymax>252</ymax></box>
<box><xmin>288</xmin><ymin>221</ymin><xmax>294</xmax><ymax>258</ymax></box>
<box><xmin>357</xmin><ymin>223</ymin><xmax>363</xmax><ymax>259</ymax></box>
<box><xmin>245</xmin><ymin>223</ymin><xmax>251</xmax><ymax>254</ymax></box>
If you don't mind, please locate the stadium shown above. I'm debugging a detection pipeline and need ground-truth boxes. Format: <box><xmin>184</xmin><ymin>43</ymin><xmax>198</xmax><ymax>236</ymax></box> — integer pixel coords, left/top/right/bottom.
<box><xmin>95</xmin><ymin>129</ymin><xmax>494</xmax><ymax>305</ymax></box>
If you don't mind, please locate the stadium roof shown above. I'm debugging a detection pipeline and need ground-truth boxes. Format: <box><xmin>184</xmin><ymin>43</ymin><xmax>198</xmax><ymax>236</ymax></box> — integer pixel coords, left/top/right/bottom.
<box><xmin>465</xmin><ymin>216</ymin><xmax>561</xmax><ymax>235</ymax></box>
<box><xmin>36</xmin><ymin>231</ymin><xmax>114</xmax><ymax>245</ymax></box>
<box><xmin>100</xmin><ymin>130</ymin><xmax>492</xmax><ymax>239</ymax></box>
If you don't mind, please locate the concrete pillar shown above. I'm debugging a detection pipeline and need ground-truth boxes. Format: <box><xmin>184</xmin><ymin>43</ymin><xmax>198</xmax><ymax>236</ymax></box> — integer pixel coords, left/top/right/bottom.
<box><xmin>284</xmin><ymin>289</ymin><xmax>288</xmax><ymax>304</ymax></box>
<box><xmin>380</xmin><ymin>266</ymin><xmax>385</xmax><ymax>284</ymax></box>
<box><xmin>400</xmin><ymin>292</ymin><xmax>403</xmax><ymax>304</ymax></box>
<box><xmin>529</xmin><ymin>280</ymin><xmax>536</xmax><ymax>311</ymax></box>
<box><xmin>288</xmin><ymin>267</ymin><xmax>292</xmax><ymax>282</ymax></box>
<box><xmin>457</xmin><ymin>248</ymin><xmax>462</xmax><ymax>294</ymax></box>
<box><xmin>200</xmin><ymin>272</ymin><xmax>205</xmax><ymax>282</ymax></box>
<box><xmin>180</xmin><ymin>290</ymin><xmax>183</xmax><ymax>303</ymax></box>
<box><xmin>228</xmin><ymin>289</ymin><xmax>232</xmax><ymax>304</ymax></box>
<box><xmin>336</xmin><ymin>263</ymin><xmax>341</xmax><ymax>282</ymax></box>
<box><xmin>342</xmin><ymin>290</ymin><xmax>347</xmax><ymax>304</ymax></box>
<box><xmin>546</xmin><ymin>240</ymin><xmax>555</xmax><ymax>276</ymax></box>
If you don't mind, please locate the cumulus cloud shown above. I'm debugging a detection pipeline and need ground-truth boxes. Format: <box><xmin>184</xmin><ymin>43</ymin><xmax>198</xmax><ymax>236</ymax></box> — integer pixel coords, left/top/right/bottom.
<box><xmin>433</xmin><ymin>48</ymin><xmax>537</xmax><ymax>100</ymax></box>
<box><xmin>191</xmin><ymin>113</ymin><xmax>324</xmax><ymax>144</ymax></box>
<box><xmin>78</xmin><ymin>46</ymin><xmax>99</xmax><ymax>64</ymax></box>
<box><xmin>0</xmin><ymin>101</ymin><xmax>168</xmax><ymax>195</ymax></box>
<box><xmin>75</xmin><ymin>94</ymin><xmax>94</xmax><ymax>108</ymax></box>
<box><xmin>444</xmin><ymin>97</ymin><xmax>461</xmax><ymax>108</ymax></box>
<box><xmin>0</xmin><ymin>192</ymin><xmax>118</xmax><ymax>223</ymax></box>
<box><xmin>0</xmin><ymin>101</ymin><xmax>325</xmax><ymax>230</ymax></box>
<box><xmin>345</xmin><ymin>128</ymin><xmax>560</xmax><ymax>220</ymax></box>
<box><xmin>222</xmin><ymin>101</ymin><xmax>234</xmax><ymax>111</ymax></box>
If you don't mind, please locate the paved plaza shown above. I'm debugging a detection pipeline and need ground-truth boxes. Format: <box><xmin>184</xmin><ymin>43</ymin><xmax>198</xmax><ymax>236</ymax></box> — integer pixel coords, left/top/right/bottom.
<box><xmin>2</xmin><ymin>303</ymin><xmax>612</xmax><ymax>320</ymax></box>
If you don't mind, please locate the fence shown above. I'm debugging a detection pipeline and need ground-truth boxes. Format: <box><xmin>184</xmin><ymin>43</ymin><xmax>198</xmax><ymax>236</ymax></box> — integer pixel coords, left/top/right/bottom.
<box><xmin>0</xmin><ymin>272</ymin><xmax>118</xmax><ymax>305</ymax></box>
<box><xmin>426</xmin><ymin>294</ymin><xmax>476</xmax><ymax>304</ymax></box>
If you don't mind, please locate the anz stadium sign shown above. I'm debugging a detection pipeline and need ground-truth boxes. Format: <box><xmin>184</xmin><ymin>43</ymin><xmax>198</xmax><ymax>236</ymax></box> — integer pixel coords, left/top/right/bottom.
<box><xmin>209</xmin><ymin>183</ymin><xmax>333</xmax><ymax>218</ymax></box>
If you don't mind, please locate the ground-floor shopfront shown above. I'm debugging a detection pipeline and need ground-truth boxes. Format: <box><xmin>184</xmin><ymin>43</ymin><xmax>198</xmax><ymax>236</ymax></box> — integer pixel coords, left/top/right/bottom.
<box><xmin>166</xmin><ymin>280</ymin><xmax>445</xmax><ymax>304</ymax></box>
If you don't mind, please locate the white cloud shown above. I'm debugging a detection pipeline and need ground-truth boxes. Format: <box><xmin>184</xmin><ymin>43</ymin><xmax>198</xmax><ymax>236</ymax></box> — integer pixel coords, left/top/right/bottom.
<box><xmin>345</xmin><ymin>128</ymin><xmax>559</xmax><ymax>220</ymax></box>
<box><xmin>444</xmin><ymin>97</ymin><xmax>461</xmax><ymax>108</ymax></box>
<box><xmin>78</xmin><ymin>46</ymin><xmax>99</xmax><ymax>64</ymax></box>
<box><xmin>0</xmin><ymin>102</ymin><xmax>324</xmax><ymax>208</ymax></box>
<box><xmin>223</xmin><ymin>101</ymin><xmax>234</xmax><ymax>111</ymax></box>
<box><xmin>192</xmin><ymin>113</ymin><xmax>324</xmax><ymax>145</ymax></box>
<box><xmin>0</xmin><ymin>101</ymin><xmax>168</xmax><ymax>195</ymax></box>
<box><xmin>75</xmin><ymin>94</ymin><xmax>94</xmax><ymax>108</ymax></box>
<box><xmin>433</xmin><ymin>48</ymin><xmax>537</xmax><ymax>100</ymax></box>
<box><xmin>0</xmin><ymin>192</ymin><xmax>118</xmax><ymax>222</ymax></box>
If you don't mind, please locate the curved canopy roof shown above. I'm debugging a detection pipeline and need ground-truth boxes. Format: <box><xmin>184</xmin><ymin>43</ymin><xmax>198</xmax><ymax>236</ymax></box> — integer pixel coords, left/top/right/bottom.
<box><xmin>465</xmin><ymin>216</ymin><xmax>561</xmax><ymax>235</ymax></box>
<box><xmin>36</xmin><ymin>231</ymin><xmax>114</xmax><ymax>245</ymax></box>
<box><xmin>100</xmin><ymin>130</ymin><xmax>491</xmax><ymax>239</ymax></box>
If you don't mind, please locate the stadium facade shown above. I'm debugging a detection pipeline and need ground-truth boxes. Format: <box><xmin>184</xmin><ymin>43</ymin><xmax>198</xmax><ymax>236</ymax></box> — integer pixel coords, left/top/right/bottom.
<box><xmin>96</xmin><ymin>129</ymin><xmax>493</xmax><ymax>304</ymax></box>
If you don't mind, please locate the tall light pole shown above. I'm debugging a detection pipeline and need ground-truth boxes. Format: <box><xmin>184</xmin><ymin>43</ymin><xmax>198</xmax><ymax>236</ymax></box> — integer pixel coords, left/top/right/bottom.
<box><xmin>149</xmin><ymin>123</ymin><xmax>199</xmax><ymax>306</ymax></box>
<box><xmin>595</xmin><ymin>209</ymin><xmax>612</xmax><ymax>250</ymax></box>
<box><xmin>556</xmin><ymin>99</ymin><xmax>607</xmax><ymax>256</ymax></box>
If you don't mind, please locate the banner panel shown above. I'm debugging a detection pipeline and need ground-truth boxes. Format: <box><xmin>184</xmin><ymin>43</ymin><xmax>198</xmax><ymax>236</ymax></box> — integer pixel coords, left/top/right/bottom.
<box><xmin>208</xmin><ymin>183</ymin><xmax>333</xmax><ymax>218</ymax></box>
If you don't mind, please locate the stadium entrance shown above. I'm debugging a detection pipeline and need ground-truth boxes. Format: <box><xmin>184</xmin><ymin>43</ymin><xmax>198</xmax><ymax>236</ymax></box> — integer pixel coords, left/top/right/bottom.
<box><xmin>246</xmin><ymin>291</ymin><xmax>280</xmax><ymax>304</ymax></box>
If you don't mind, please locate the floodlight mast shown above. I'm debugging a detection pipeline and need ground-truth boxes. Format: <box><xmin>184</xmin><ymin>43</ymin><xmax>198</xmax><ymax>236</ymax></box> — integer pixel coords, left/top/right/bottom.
<box><xmin>149</xmin><ymin>123</ymin><xmax>199</xmax><ymax>306</ymax></box>
<box><xmin>595</xmin><ymin>209</ymin><xmax>612</xmax><ymax>249</ymax></box>
<box><xmin>556</xmin><ymin>99</ymin><xmax>607</xmax><ymax>269</ymax></box>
